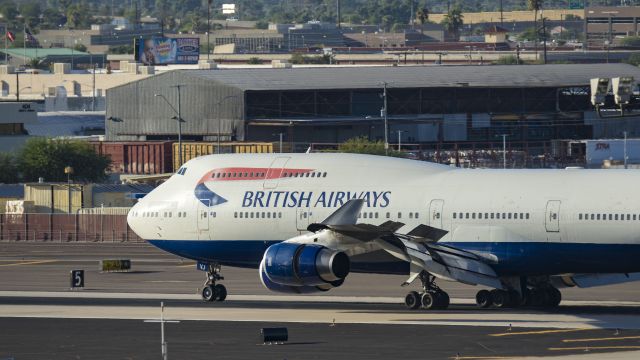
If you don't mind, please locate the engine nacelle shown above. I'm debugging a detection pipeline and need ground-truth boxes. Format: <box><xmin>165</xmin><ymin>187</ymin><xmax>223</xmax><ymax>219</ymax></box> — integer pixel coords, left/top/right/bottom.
<box><xmin>262</xmin><ymin>242</ymin><xmax>350</xmax><ymax>287</ymax></box>
<box><xmin>259</xmin><ymin>258</ymin><xmax>344</xmax><ymax>294</ymax></box>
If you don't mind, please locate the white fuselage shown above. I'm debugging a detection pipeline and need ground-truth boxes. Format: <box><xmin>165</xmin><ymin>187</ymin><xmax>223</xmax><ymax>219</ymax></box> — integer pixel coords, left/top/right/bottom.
<box><xmin>127</xmin><ymin>153</ymin><xmax>640</xmax><ymax>275</ymax></box>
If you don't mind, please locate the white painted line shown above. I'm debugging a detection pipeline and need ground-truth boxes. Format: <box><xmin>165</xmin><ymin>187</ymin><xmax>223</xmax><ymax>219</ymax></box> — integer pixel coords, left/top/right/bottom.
<box><xmin>1</xmin><ymin>291</ymin><xmax>640</xmax><ymax>308</ymax></box>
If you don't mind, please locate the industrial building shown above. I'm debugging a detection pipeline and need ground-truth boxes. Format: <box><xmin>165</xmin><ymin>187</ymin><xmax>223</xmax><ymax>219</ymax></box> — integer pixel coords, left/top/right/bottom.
<box><xmin>105</xmin><ymin>64</ymin><xmax>640</xmax><ymax>154</ymax></box>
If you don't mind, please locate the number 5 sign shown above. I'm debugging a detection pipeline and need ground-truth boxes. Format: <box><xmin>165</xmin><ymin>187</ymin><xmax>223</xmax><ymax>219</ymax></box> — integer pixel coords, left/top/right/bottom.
<box><xmin>70</xmin><ymin>270</ymin><xmax>84</xmax><ymax>289</ymax></box>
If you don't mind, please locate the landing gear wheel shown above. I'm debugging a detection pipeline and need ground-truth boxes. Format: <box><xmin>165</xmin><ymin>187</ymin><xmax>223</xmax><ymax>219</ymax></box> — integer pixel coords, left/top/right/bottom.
<box><xmin>476</xmin><ymin>289</ymin><xmax>493</xmax><ymax>308</ymax></box>
<box><xmin>546</xmin><ymin>287</ymin><xmax>561</xmax><ymax>308</ymax></box>
<box><xmin>214</xmin><ymin>284</ymin><xmax>227</xmax><ymax>302</ymax></box>
<box><xmin>491</xmin><ymin>289</ymin><xmax>509</xmax><ymax>308</ymax></box>
<box><xmin>421</xmin><ymin>292</ymin><xmax>437</xmax><ymax>310</ymax></box>
<box><xmin>202</xmin><ymin>285</ymin><xmax>216</xmax><ymax>302</ymax></box>
<box><xmin>201</xmin><ymin>263</ymin><xmax>226</xmax><ymax>303</ymax></box>
<box><xmin>436</xmin><ymin>291</ymin><xmax>450</xmax><ymax>309</ymax></box>
<box><xmin>405</xmin><ymin>291</ymin><xmax>421</xmax><ymax>310</ymax></box>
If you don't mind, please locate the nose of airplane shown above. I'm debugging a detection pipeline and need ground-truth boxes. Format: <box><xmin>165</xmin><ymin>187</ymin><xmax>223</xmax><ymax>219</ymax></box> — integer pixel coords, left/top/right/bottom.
<box><xmin>127</xmin><ymin>201</ymin><xmax>144</xmax><ymax>238</ymax></box>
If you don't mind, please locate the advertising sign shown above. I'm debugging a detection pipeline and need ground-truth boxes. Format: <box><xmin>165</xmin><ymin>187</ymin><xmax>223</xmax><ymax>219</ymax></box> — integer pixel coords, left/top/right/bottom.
<box><xmin>136</xmin><ymin>37</ymin><xmax>200</xmax><ymax>65</ymax></box>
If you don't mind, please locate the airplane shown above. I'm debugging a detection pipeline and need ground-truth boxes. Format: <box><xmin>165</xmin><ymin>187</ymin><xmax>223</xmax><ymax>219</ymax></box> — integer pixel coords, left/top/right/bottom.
<box><xmin>127</xmin><ymin>153</ymin><xmax>640</xmax><ymax>310</ymax></box>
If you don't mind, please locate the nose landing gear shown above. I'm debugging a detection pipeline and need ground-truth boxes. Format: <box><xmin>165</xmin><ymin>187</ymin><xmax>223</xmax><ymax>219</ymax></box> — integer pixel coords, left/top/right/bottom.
<box><xmin>201</xmin><ymin>263</ymin><xmax>227</xmax><ymax>302</ymax></box>
<box><xmin>404</xmin><ymin>271</ymin><xmax>450</xmax><ymax>310</ymax></box>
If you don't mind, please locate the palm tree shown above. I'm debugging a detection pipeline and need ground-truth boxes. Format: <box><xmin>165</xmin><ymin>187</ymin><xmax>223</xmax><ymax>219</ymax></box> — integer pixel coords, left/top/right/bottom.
<box><xmin>441</xmin><ymin>6</ymin><xmax>463</xmax><ymax>41</ymax></box>
<box><xmin>528</xmin><ymin>0</ymin><xmax>543</xmax><ymax>54</ymax></box>
<box><xmin>416</xmin><ymin>7</ymin><xmax>429</xmax><ymax>35</ymax></box>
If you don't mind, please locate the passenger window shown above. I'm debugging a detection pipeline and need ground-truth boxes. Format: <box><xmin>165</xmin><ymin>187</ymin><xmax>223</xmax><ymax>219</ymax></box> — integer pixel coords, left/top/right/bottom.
<box><xmin>615</xmin><ymin>214</ymin><xmax>619</xmax><ymax>221</ymax></box>
<box><xmin>526</xmin><ymin>213</ymin><xmax>530</xmax><ymax>219</ymax></box>
<box><xmin>245</xmin><ymin>212</ymin><xmax>248</xmax><ymax>218</ymax></box>
<box><xmin>472</xmin><ymin>213</ymin><xmax>476</xmax><ymax>219</ymax></box>
<box><xmin>508</xmin><ymin>213</ymin><xmax>512</xmax><ymax>219</ymax></box>
<box><xmin>628</xmin><ymin>214</ymin><xmax>631</xmax><ymax>221</ymax></box>
<box><xmin>234</xmin><ymin>212</ymin><xmax>237</xmax><ymax>218</ymax></box>
<box><xmin>386</xmin><ymin>212</ymin><xmax>390</xmax><ymax>219</ymax></box>
<box><xmin>273</xmin><ymin>212</ymin><xmax>277</xmax><ymax>218</ymax></box>
<box><xmin>398</xmin><ymin>212</ymin><xmax>402</xmax><ymax>219</ymax></box>
<box><xmin>635</xmin><ymin>215</ymin><xmax>638</xmax><ymax>221</ymax></box>
<box><xmin>363</xmin><ymin>212</ymin><xmax>368</xmax><ymax>219</ymax></box>
<box><xmin>609</xmin><ymin>214</ymin><xmax>612</xmax><ymax>220</ymax></box>
<box><xmin>239</xmin><ymin>212</ymin><xmax>243</xmax><ymax>218</ymax></box>
<box><xmin>491</xmin><ymin>213</ymin><xmax>495</xmax><ymax>219</ymax></box>
<box><xmin>278</xmin><ymin>212</ymin><xmax>282</xmax><ymax>218</ymax></box>
<box><xmin>597</xmin><ymin>214</ymin><xmax>601</xmax><ymax>220</ymax></box>
<box><xmin>323</xmin><ymin>172</ymin><xmax>327</xmax><ymax>177</ymax></box>
<box><xmin>519</xmin><ymin>213</ymin><xmax>524</xmax><ymax>219</ymax></box>
<box><xmin>453</xmin><ymin>213</ymin><xmax>457</xmax><ymax>219</ymax></box>
<box><xmin>415</xmin><ymin>212</ymin><xmax>419</xmax><ymax>218</ymax></box>
<box><xmin>579</xmin><ymin>214</ymin><xmax>583</xmax><ymax>220</ymax></box>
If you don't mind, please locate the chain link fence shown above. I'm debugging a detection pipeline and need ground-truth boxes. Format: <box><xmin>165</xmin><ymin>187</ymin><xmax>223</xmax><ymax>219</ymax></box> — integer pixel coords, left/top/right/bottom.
<box><xmin>0</xmin><ymin>214</ymin><xmax>143</xmax><ymax>243</ymax></box>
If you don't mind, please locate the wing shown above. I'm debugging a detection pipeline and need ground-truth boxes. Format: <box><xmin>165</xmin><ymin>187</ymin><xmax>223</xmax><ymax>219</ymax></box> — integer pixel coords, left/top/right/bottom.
<box><xmin>305</xmin><ymin>199</ymin><xmax>503</xmax><ymax>289</ymax></box>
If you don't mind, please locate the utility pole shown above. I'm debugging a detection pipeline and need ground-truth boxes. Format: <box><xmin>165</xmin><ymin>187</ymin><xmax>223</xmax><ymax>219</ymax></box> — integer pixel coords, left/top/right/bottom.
<box><xmin>207</xmin><ymin>0</ymin><xmax>212</xmax><ymax>60</ymax></box>
<box><xmin>173</xmin><ymin>85</ymin><xmax>183</xmax><ymax>167</ymax></box>
<box><xmin>396</xmin><ymin>130</ymin><xmax>405</xmax><ymax>151</ymax></box>
<box><xmin>497</xmin><ymin>134</ymin><xmax>509</xmax><ymax>169</ymax></box>
<box><xmin>15</xmin><ymin>71</ymin><xmax>19</xmax><ymax>101</ymax></box>
<box><xmin>381</xmin><ymin>82</ymin><xmax>389</xmax><ymax>155</ymax></box>
<box><xmin>624</xmin><ymin>131</ymin><xmax>628</xmax><ymax>169</ymax></box>
<box><xmin>92</xmin><ymin>63</ymin><xmax>96</xmax><ymax>111</ymax></box>
<box><xmin>336</xmin><ymin>0</ymin><xmax>341</xmax><ymax>29</ymax></box>
<box><xmin>499</xmin><ymin>0</ymin><xmax>504</xmax><ymax>27</ymax></box>
<box><xmin>542</xmin><ymin>17</ymin><xmax>548</xmax><ymax>64</ymax></box>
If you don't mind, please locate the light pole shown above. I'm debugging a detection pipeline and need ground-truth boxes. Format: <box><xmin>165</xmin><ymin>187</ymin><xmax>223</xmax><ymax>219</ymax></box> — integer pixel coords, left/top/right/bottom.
<box><xmin>215</xmin><ymin>95</ymin><xmax>238</xmax><ymax>154</ymax></box>
<box><xmin>273</xmin><ymin>132</ymin><xmax>284</xmax><ymax>153</ymax></box>
<box><xmin>624</xmin><ymin>131</ymin><xmax>628</xmax><ymax>169</ymax></box>
<box><xmin>381</xmin><ymin>82</ymin><xmax>389</xmax><ymax>155</ymax></box>
<box><xmin>64</xmin><ymin>166</ymin><xmax>74</xmax><ymax>213</ymax></box>
<box><xmin>496</xmin><ymin>134</ymin><xmax>510</xmax><ymax>169</ymax></box>
<box><xmin>207</xmin><ymin>0</ymin><xmax>212</xmax><ymax>60</ymax></box>
<box><xmin>395</xmin><ymin>130</ymin><xmax>405</xmax><ymax>151</ymax></box>
<box><xmin>155</xmin><ymin>85</ymin><xmax>186</xmax><ymax>167</ymax></box>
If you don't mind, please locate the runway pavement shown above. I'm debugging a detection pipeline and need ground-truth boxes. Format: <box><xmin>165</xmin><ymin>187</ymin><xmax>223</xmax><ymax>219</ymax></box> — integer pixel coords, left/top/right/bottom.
<box><xmin>3</xmin><ymin>242</ymin><xmax>640</xmax><ymax>359</ymax></box>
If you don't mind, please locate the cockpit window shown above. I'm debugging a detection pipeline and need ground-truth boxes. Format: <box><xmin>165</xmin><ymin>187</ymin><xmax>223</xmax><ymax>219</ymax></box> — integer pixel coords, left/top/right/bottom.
<box><xmin>176</xmin><ymin>167</ymin><xmax>187</xmax><ymax>175</ymax></box>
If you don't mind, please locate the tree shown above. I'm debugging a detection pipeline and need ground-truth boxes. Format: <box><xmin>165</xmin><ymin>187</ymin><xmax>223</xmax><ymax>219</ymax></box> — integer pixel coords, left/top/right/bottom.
<box><xmin>255</xmin><ymin>20</ymin><xmax>269</xmax><ymax>29</ymax></box>
<box><xmin>416</xmin><ymin>7</ymin><xmax>429</xmax><ymax>35</ymax></box>
<box><xmin>247</xmin><ymin>57</ymin><xmax>262</xmax><ymax>64</ymax></box>
<box><xmin>528</xmin><ymin>0</ymin><xmax>543</xmax><ymax>47</ymax></box>
<box><xmin>0</xmin><ymin>0</ymin><xmax>19</xmax><ymax>28</ymax></box>
<box><xmin>0</xmin><ymin>153</ymin><xmax>19</xmax><ymax>183</ymax></box>
<box><xmin>338</xmin><ymin>136</ymin><xmax>404</xmax><ymax>157</ymax></box>
<box><xmin>625</xmin><ymin>53</ymin><xmax>640</xmax><ymax>66</ymax></box>
<box><xmin>18</xmin><ymin>138</ymin><xmax>111</xmax><ymax>183</ymax></box>
<box><xmin>620</xmin><ymin>36</ymin><xmax>640</xmax><ymax>47</ymax></box>
<box><xmin>73</xmin><ymin>43</ymin><xmax>87</xmax><ymax>52</ymax></box>
<box><xmin>441</xmin><ymin>6</ymin><xmax>464</xmax><ymax>41</ymax></box>
<box><xmin>41</xmin><ymin>8</ymin><xmax>67</xmax><ymax>29</ymax></box>
<box><xmin>494</xmin><ymin>55</ymin><xmax>519</xmax><ymax>65</ymax></box>
<box><xmin>19</xmin><ymin>1</ymin><xmax>41</xmax><ymax>28</ymax></box>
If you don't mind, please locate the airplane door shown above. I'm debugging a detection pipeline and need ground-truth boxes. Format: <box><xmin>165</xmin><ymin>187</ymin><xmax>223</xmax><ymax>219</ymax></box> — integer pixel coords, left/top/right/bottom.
<box><xmin>197</xmin><ymin>199</ymin><xmax>211</xmax><ymax>240</ymax></box>
<box><xmin>429</xmin><ymin>199</ymin><xmax>444</xmax><ymax>228</ymax></box>
<box><xmin>263</xmin><ymin>156</ymin><xmax>291</xmax><ymax>189</ymax></box>
<box><xmin>545</xmin><ymin>200</ymin><xmax>561</xmax><ymax>233</ymax></box>
<box><xmin>296</xmin><ymin>207</ymin><xmax>312</xmax><ymax>231</ymax></box>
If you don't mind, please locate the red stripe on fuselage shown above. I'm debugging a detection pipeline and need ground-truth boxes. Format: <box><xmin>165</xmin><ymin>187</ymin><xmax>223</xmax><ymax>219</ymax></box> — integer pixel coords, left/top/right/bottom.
<box><xmin>197</xmin><ymin>167</ymin><xmax>314</xmax><ymax>184</ymax></box>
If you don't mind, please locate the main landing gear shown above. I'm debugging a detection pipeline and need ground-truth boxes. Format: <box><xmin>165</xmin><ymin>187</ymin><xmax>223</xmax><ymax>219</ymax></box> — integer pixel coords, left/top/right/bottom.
<box><xmin>201</xmin><ymin>263</ymin><xmax>227</xmax><ymax>302</ymax></box>
<box><xmin>404</xmin><ymin>272</ymin><xmax>450</xmax><ymax>310</ymax></box>
<box><xmin>475</xmin><ymin>286</ymin><xmax>561</xmax><ymax>309</ymax></box>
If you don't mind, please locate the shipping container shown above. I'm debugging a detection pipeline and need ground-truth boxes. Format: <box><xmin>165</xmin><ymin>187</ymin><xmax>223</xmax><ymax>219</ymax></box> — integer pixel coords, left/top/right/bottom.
<box><xmin>90</xmin><ymin>141</ymin><xmax>174</xmax><ymax>175</ymax></box>
<box><xmin>585</xmin><ymin>139</ymin><xmax>640</xmax><ymax>168</ymax></box>
<box><xmin>172</xmin><ymin>142</ymin><xmax>273</xmax><ymax>171</ymax></box>
<box><xmin>24</xmin><ymin>183</ymin><xmax>91</xmax><ymax>214</ymax></box>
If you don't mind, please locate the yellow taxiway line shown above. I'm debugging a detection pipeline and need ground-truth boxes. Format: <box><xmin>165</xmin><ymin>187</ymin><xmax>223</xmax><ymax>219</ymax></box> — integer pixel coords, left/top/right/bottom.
<box><xmin>490</xmin><ymin>328</ymin><xmax>591</xmax><ymax>337</ymax></box>
<box><xmin>549</xmin><ymin>346</ymin><xmax>640</xmax><ymax>351</ymax></box>
<box><xmin>563</xmin><ymin>335</ymin><xmax>640</xmax><ymax>343</ymax></box>
<box><xmin>0</xmin><ymin>260</ymin><xmax>57</xmax><ymax>267</ymax></box>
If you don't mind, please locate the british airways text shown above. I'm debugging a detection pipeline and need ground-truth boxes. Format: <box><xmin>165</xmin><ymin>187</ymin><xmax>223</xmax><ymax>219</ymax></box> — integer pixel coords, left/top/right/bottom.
<box><xmin>242</xmin><ymin>191</ymin><xmax>391</xmax><ymax>208</ymax></box>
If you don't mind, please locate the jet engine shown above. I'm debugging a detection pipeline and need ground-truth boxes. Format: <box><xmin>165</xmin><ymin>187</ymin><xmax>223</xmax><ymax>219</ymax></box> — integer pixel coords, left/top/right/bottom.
<box><xmin>259</xmin><ymin>242</ymin><xmax>350</xmax><ymax>293</ymax></box>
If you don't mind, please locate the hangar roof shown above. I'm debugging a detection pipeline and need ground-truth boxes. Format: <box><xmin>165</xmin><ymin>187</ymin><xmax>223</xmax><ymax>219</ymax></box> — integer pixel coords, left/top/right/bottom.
<box><xmin>178</xmin><ymin>63</ymin><xmax>640</xmax><ymax>91</ymax></box>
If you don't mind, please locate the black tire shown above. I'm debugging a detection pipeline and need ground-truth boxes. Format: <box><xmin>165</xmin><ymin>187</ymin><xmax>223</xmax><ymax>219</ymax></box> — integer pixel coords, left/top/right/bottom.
<box><xmin>476</xmin><ymin>289</ymin><xmax>493</xmax><ymax>308</ymax></box>
<box><xmin>546</xmin><ymin>287</ymin><xmax>562</xmax><ymax>308</ymax></box>
<box><xmin>507</xmin><ymin>291</ymin><xmax>521</xmax><ymax>308</ymax></box>
<box><xmin>201</xmin><ymin>285</ymin><xmax>216</xmax><ymax>302</ymax></box>
<box><xmin>531</xmin><ymin>289</ymin><xmax>550</xmax><ymax>307</ymax></box>
<box><xmin>491</xmin><ymin>290</ymin><xmax>509</xmax><ymax>308</ymax></box>
<box><xmin>436</xmin><ymin>291</ymin><xmax>450</xmax><ymax>309</ymax></box>
<box><xmin>404</xmin><ymin>291</ymin><xmax>421</xmax><ymax>310</ymax></box>
<box><xmin>214</xmin><ymin>284</ymin><xmax>227</xmax><ymax>302</ymax></box>
<box><xmin>421</xmin><ymin>292</ymin><xmax>437</xmax><ymax>310</ymax></box>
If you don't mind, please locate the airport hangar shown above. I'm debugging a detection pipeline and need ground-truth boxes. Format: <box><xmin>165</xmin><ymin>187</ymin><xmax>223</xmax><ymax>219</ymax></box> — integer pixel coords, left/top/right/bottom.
<box><xmin>105</xmin><ymin>63</ymin><xmax>640</xmax><ymax>153</ymax></box>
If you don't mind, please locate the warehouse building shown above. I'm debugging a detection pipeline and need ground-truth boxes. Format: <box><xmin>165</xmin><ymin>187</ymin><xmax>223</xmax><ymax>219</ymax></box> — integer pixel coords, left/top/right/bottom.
<box><xmin>105</xmin><ymin>64</ymin><xmax>640</xmax><ymax>153</ymax></box>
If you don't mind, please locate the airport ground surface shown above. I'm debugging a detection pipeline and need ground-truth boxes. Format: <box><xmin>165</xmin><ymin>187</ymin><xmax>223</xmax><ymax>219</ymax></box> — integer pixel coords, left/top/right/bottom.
<box><xmin>3</xmin><ymin>242</ymin><xmax>640</xmax><ymax>359</ymax></box>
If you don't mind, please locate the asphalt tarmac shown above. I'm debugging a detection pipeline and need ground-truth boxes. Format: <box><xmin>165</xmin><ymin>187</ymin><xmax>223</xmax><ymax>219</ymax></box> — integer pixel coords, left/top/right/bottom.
<box><xmin>3</xmin><ymin>242</ymin><xmax>640</xmax><ymax>359</ymax></box>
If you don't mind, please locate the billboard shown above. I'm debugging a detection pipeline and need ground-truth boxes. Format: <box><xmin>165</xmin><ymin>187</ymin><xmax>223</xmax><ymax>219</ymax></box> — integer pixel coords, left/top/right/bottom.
<box><xmin>135</xmin><ymin>37</ymin><xmax>200</xmax><ymax>65</ymax></box>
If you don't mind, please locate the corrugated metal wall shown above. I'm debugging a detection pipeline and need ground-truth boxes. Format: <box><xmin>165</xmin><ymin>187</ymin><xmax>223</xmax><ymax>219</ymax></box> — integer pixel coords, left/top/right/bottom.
<box><xmin>106</xmin><ymin>71</ymin><xmax>246</xmax><ymax>142</ymax></box>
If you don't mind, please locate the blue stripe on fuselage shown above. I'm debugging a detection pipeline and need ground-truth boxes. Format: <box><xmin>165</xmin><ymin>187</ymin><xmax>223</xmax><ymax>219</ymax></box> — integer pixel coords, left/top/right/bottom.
<box><xmin>147</xmin><ymin>239</ymin><xmax>640</xmax><ymax>276</ymax></box>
